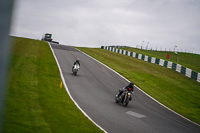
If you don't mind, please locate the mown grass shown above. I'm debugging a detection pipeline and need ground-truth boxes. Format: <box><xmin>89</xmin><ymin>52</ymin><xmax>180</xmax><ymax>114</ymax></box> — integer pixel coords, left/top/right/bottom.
<box><xmin>77</xmin><ymin>47</ymin><xmax>200</xmax><ymax>124</ymax></box>
<box><xmin>2</xmin><ymin>37</ymin><xmax>103</xmax><ymax>133</ymax></box>
<box><xmin>121</xmin><ymin>47</ymin><xmax>200</xmax><ymax>72</ymax></box>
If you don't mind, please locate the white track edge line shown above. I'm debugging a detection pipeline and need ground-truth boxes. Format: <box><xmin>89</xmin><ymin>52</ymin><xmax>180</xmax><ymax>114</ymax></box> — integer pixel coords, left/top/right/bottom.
<box><xmin>76</xmin><ymin>48</ymin><xmax>200</xmax><ymax>127</ymax></box>
<box><xmin>48</xmin><ymin>43</ymin><xmax>108</xmax><ymax>133</ymax></box>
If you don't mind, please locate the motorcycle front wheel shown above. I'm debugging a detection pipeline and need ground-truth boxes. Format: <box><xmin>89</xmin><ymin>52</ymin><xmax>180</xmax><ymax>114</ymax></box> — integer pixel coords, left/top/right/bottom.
<box><xmin>122</xmin><ymin>98</ymin><xmax>129</xmax><ymax>107</ymax></box>
<box><xmin>73</xmin><ymin>71</ymin><xmax>77</xmax><ymax>76</ymax></box>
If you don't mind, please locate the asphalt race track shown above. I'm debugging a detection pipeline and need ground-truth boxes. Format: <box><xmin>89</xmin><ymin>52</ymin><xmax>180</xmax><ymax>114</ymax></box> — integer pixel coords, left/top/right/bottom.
<box><xmin>50</xmin><ymin>43</ymin><xmax>200</xmax><ymax>133</ymax></box>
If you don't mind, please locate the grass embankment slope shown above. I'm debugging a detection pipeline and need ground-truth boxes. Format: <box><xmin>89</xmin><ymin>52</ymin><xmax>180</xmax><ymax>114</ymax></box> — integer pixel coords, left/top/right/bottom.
<box><xmin>121</xmin><ymin>47</ymin><xmax>200</xmax><ymax>72</ymax></box>
<box><xmin>3</xmin><ymin>37</ymin><xmax>103</xmax><ymax>133</ymax></box>
<box><xmin>77</xmin><ymin>47</ymin><xmax>200</xmax><ymax>124</ymax></box>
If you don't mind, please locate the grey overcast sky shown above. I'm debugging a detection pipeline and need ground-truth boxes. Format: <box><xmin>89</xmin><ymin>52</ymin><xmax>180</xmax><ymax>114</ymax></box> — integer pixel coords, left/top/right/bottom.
<box><xmin>10</xmin><ymin>0</ymin><xmax>200</xmax><ymax>53</ymax></box>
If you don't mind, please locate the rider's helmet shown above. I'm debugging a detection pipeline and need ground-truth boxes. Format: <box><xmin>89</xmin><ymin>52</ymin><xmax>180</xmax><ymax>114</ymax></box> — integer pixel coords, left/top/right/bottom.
<box><xmin>76</xmin><ymin>58</ymin><xmax>80</xmax><ymax>62</ymax></box>
<box><xmin>129</xmin><ymin>82</ymin><xmax>134</xmax><ymax>86</ymax></box>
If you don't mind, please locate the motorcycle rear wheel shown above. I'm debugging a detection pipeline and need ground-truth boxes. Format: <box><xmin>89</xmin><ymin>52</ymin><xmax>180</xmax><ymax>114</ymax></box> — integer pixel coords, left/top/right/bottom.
<box><xmin>115</xmin><ymin>97</ymin><xmax>119</xmax><ymax>103</ymax></box>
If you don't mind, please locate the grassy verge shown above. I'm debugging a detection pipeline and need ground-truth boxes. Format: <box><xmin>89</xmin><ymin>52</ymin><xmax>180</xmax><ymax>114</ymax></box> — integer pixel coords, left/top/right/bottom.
<box><xmin>121</xmin><ymin>47</ymin><xmax>200</xmax><ymax>72</ymax></box>
<box><xmin>77</xmin><ymin>47</ymin><xmax>200</xmax><ymax>124</ymax></box>
<box><xmin>2</xmin><ymin>37</ymin><xmax>103</xmax><ymax>133</ymax></box>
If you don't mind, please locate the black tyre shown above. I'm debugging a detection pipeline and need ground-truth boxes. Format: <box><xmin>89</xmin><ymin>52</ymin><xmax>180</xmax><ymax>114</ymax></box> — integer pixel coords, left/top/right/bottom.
<box><xmin>115</xmin><ymin>97</ymin><xmax>119</xmax><ymax>103</ymax></box>
<box><xmin>123</xmin><ymin>98</ymin><xmax>129</xmax><ymax>107</ymax></box>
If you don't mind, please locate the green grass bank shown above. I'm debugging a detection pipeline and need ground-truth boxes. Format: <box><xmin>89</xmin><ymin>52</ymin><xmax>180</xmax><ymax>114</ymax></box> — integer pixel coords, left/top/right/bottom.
<box><xmin>2</xmin><ymin>37</ymin><xmax>103</xmax><ymax>133</ymax></box>
<box><xmin>77</xmin><ymin>47</ymin><xmax>200</xmax><ymax>124</ymax></box>
<box><xmin>121</xmin><ymin>47</ymin><xmax>200</xmax><ymax>72</ymax></box>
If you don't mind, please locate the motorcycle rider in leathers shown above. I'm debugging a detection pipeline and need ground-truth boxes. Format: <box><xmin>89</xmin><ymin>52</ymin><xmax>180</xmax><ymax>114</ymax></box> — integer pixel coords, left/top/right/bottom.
<box><xmin>72</xmin><ymin>58</ymin><xmax>80</xmax><ymax>72</ymax></box>
<box><xmin>117</xmin><ymin>82</ymin><xmax>134</xmax><ymax>101</ymax></box>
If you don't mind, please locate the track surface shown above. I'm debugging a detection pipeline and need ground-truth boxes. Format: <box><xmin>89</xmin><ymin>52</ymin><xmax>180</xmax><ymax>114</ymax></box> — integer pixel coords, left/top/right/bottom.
<box><xmin>51</xmin><ymin>43</ymin><xmax>200</xmax><ymax>133</ymax></box>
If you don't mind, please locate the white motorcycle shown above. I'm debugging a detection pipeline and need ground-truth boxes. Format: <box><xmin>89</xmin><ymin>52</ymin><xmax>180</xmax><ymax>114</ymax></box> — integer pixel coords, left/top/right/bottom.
<box><xmin>72</xmin><ymin>64</ymin><xmax>80</xmax><ymax>76</ymax></box>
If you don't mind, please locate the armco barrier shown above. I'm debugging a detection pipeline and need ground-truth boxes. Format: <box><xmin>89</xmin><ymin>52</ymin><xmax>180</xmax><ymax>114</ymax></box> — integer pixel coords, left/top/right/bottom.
<box><xmin>102</xmin><ymin>46</ymin><xmax>200</xmax><ymax>82</ymax></box>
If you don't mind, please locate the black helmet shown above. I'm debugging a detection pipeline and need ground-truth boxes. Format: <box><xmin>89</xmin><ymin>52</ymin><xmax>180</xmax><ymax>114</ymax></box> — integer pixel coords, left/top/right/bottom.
<box><xmin>129</xmin><ymin>82</ymin><xmax>134</xmax><ymax>86</ymax></box>
<box><xmin>76</xmin><ymin>58</ymin><xmax>80</xmax><ymax>62</ymax></box>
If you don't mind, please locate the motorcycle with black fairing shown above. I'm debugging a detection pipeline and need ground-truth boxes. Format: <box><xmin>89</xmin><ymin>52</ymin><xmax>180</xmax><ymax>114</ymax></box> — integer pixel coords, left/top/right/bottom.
<box><xmin>115</xmin><ymin>87</ymin><xmax>133</xmax><ymax>107</ymax></box>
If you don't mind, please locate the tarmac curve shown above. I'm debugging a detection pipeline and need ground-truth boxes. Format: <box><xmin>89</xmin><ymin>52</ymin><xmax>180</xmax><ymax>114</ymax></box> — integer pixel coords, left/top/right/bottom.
<box><xmin>50</xmin><ymin>43</ymin><xmax>200</xmax><ymax>133</ymax></box>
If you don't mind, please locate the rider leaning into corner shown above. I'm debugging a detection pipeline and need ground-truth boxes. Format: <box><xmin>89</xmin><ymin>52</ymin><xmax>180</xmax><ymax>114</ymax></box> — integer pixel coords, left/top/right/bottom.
<box><xmin>72</xmin><ymin>58</ymin><xmax>80</xmax><ymax>71</ymax></box>
<box><xmin>117</xmin><ymin>82</ymin><xmax>134</xmax><ymax>100</ymax></box>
